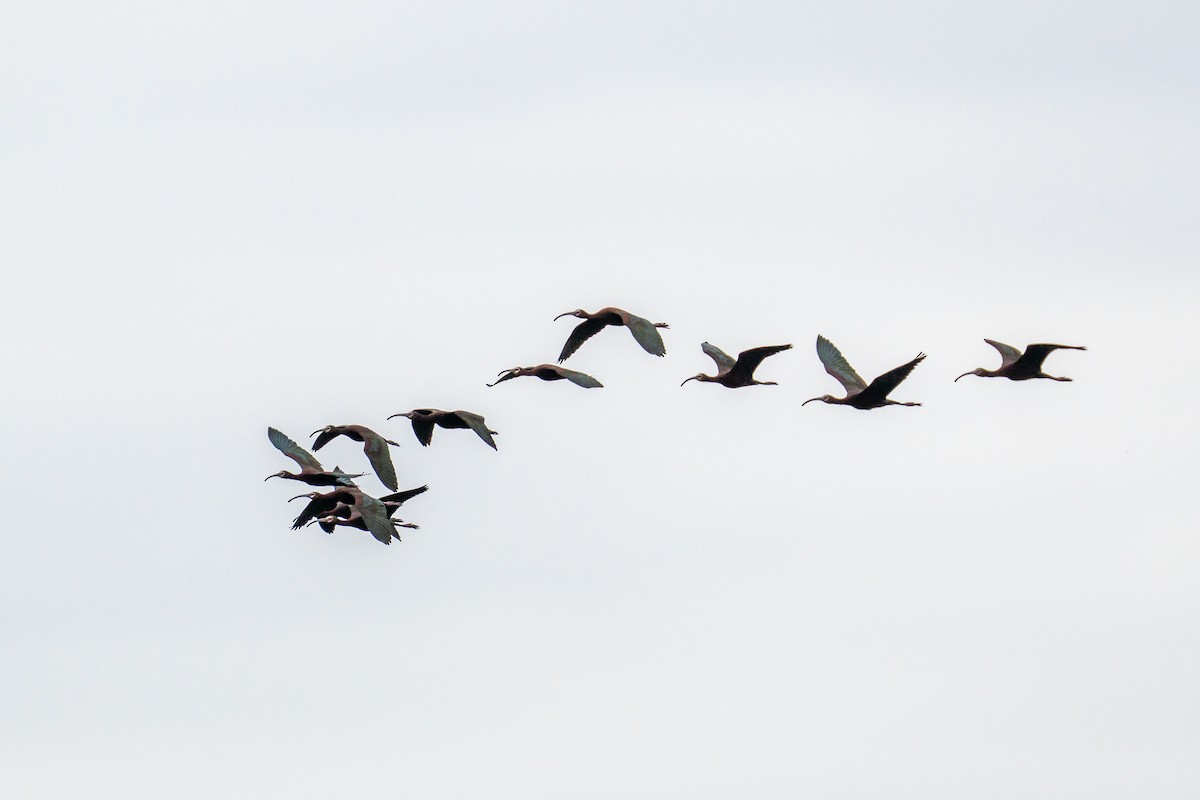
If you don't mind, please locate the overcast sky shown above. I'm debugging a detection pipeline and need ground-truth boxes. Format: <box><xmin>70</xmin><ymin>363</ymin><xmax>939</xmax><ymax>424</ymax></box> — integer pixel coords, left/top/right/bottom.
<box><xmin>2</xmin><ymin>1</ymin><xmax>1198</xmax><ymax>797</ymax></box>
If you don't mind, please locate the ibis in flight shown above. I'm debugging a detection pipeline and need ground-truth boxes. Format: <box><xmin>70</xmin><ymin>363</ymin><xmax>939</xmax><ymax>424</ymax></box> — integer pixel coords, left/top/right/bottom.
<box><xmin>681</xmin><ymin>342</ymin><xmax>792</xmax><ymax>388</ymax></box>
<box><xmin>554</xmin><ymin>306</ymin><xmax>669</xmax><ymax>362</ymax></box>
<box><xmin>803</xmin><ymin>335</ymin><xmax>925</xmax><ymax>410</ymax></box>
<box><xmin>955</xmin><ymin>340</ymin><xmax>1086</xmax><ymax>383</ymax></box>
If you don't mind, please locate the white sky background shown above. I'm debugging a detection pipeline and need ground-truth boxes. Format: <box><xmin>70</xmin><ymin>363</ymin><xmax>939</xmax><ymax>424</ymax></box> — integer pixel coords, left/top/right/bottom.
<box><xmin>2</xmin><ymin>1</ymin><xmax>1198</xmax><ymax>796</ymax></box>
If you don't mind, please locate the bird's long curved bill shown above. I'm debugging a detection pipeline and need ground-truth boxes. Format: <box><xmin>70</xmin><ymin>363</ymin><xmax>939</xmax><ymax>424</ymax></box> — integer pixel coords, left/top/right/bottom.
<box><xmin>287</xmin><ymin>494</ymin><xmax>311</xmax><ymax>502</ymax></box>
<box><xmin>953</xmin><ymin>372</ymin><xmax>972</xmax><ymax>382</ymax></box>
<box><xmin>801</xmin><ymin>397</ymin><xmax>821</xmax><ymax>406</ymax></box>
<box><xmin>553</xmin><ymin>311</ymin><xmax>573</xmax><ymax>321</ymax></box>
<box><xmin>680</xmin><ymin>376</ymin><xmax>697</xmax><ymax>386</ymax></box>
<box><xmin>263</xmin><ymin>474</ymin><xmax>277</xmax><ymax>481</ymax></box>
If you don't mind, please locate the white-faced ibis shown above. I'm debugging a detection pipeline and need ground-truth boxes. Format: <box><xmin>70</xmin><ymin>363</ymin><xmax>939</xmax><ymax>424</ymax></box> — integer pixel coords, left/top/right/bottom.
<box><xmin>291</xmin><ymin>487</ymin><xmax>398</xmax><ymax>544</ymax></box>
<box><xmin>265</xmin><ymin>427</ymin><xmax>365</xmax><ymax>486</ymax></box>
<box><xmin>289</xmin><ymin>485</ymin><xmax>429</xmax><ymax>530</ymax></box>
<box><xmin>310</xmin><ymin>424</ymin><xmax>401</xmax><ymax>491</ymax></box>
<box><xmin>554</xmin><ymin>307</ymin><xmax>669</xmax><ymax>362</ymax></box>
<box><xmin>387</xmin><ymin>409</ymin><xmax>499</xmax><ymax>450</ymax></box>
<box><xmin>681</xmin><ymin>342</ymin><xmax>792</xmax><ymax>388</ymax></box>
<box><xmin>955</xmin><ymin>340</ymin><xmax>1087</xmax><ymax>383</ymax></box>
<box><xmin>487</xmin><ymin>364</ymin><xmax>603</xmax><ymax>388</ymax></box>
<box><xmin>803</xmin><ymin>335</ymin><xmax>925</xmax><ymax>410</ymax></box>
<box><xmin>309</xmin><ymin>508</ymin><xmax>418</xmax><ymax>545</ymax></box>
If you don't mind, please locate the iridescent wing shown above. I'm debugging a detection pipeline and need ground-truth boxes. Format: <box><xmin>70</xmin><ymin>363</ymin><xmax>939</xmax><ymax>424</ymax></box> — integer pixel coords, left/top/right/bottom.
<box><xmin>815</xmin><ymin>336</ymin><xmax>868</xmax><ymax>396</ymax></box>
<box><xmin>700</xmin><ymin>342</ymin><xmax>737</xmax><ymax>376</ymax></box>
<box><xmin>554</xmin><ymin>366</ymin><xmax>603</xmax><ymax>388</ymax></box>
<box><xmin>620</xmin><ymin>311</ymin><xmax>667</xmax><ymax>357</ymax></box>
<box><xmin>558</xmin><ymin>317</ymin><xmax>608</xmax><ymax>362</ymax></box>
<box><xmin>268</xmin><ymin>427</ymin><xmax>323</xmax><ymax>471</ymax></box>
<box><xmin>454</xmin><ymin>411</ymin><xmax>498</xmax><ymax>450</ymax></box>
<box><xmin>984</xmin><ymin>339</ymin><xmax>1023</xmax><ymax>369</ymax></box>
<box><xmin>410</xmin><ymin>416</ymin><xmax>436</xmax><ymax>447</ymax></box>
<box><xmin>728</xmin><ymin>344</ymin><xmax>791</xmax><ymax>384</ymax></box>
<box><xmin>1014</xmin><ymin>343</ymin><xmax>1086</xmax><ymax>372</ymax></box>
<box><xmin>311</xmin><ymin>428</ymin><xmax>342</xmax><ymax>450</ymax></box>
<box><xmin>356</xmin><ymin>493</ymin><xmax>398</xmax><ymax>545</ymax></box>
<box><xmin>380</xmin><ymin>485</ymin><xmax>429</xmax><ymax>516</ymax></box>
<box><xmin>361</xmin><ymin>430</ymin><xmax>399</xmax><ymax>491</ymax></box>
<box><xmin>856</xmin><ymin>353</ymin><xmax>926</xmax><ymax>406</ymax></box>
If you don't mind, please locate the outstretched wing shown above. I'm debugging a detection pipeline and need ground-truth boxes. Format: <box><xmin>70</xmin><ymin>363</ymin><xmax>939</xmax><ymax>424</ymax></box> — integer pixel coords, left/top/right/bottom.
<box><xmin>454</xmin><ymin>411</ymin><xmax>498</xmax><ymax>450</ymax></box>
<box><xmin>410</xmin><ymin>417</ymin><xmax>435</xmax><ymax>447</ymax></box>
<box><xmin>356</xmin><ymin>493</ymin><xmax>397</xmax><ymax>545</ymax></box>
<box><xmin>1013</xmin><ymin>343</ymin><xmax>1086</xmax><ymax>373</ymax></box>
<box><xmin>728</xmin><ymin>344</ymin><xmax>792</xmax><ymax>384</ymax></box>
<box><xmin>290</xmin><ymin>491</ymin><xmax>341</xmax><ymax>530</ymax></box>
<box><xmin>361</xmin><ymin>433</ymin><xmax>399</xmax><ymax>491</ymax></box>
<box><xmin>856</xmin><ymin>353</ymin><xmax>926</xmax><ymax>406</ymax></box>
<box><xmin>380</xmin><ymin>485</ymin><xmax>429</xmax><ymax>514</ymax></box>
<box><xmin>621</xmin><ymin>312</ymin><xmax>667</xmax><ymax>357</ymax></box>
<box><xmin>815</xmin><ymin>336</ymin><xmax>868</xmax><ymax>396</ymax></box>
<box><xmin>558</xmin><ymin>317</ymin><xmax>607</xmax><ymax>362</ymax></box>
<box><xmin>555</xmin><ymin>366</ymin><xmax>603</xmax><ymax>388</ymax></box>
<box><xmin>701</xmin><ymin>342</ymin><xmax>737</xmax><ymax>376</ymax></box>
<box><xmin>311</xmin><ymin>428</ymin><xmax>342</xmax><ymax>450</ymax></box>
<box><xmin>268</xmin><ymin>427</ymin><xmax>323</xmax><ymax>471</ymax></box>
<box><xmin>984</xmin><ymin>339</ymin><xmax>1023</xmax><ymax>369</ymax></box>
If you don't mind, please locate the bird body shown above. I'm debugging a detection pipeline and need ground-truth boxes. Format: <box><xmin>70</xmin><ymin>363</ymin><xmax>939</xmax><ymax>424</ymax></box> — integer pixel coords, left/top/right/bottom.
<box><xmin>282</xmin><ymin>485</ymin><xmax>402</xmax><ymax>544</ymax></box>
<box><xmin>803</xmin><ymin>335</ymin><xmax>925</xmax><ymax>410</ymax></box>
<box><xmin>289</xmin><ymin>485</ymin><xmax>428</xmax><ymax>530</ymax></box>
<box><xmin>553</xmin><ymin>306</ymin><xmax>669</xmax><ymax>362</ymax></box>
<box><xmin>956</xmin><ymin>340</ymin><xmax>1086</xmax><ymax>382</ymax></box>
<box><xmin>310</xmin><ymin>424</ymin><xmax>401</xmax><ymax>490</ymax></box>
<box><xmin>487</xmin><ymin>364</ymin><xmax>603</xmax><ymax>388</ymax></box>
<box><xmin>311</xmin><ymin>509</ymin><xmax>418</xmax><ymax>544</ymax></box>
<box><xmin>681</xmin><ymin>342</ymin><xmax>792</xmax><ymax>388</ymax></box>
<box><xmin>265</xmin><ymin>427</ymin><xmax>365</xmax><ymax>485</ymax></box>
<box><xmin>388</xmin><ymin>409</ymin><xmax>499</xmax><ymax>450</ymax></box>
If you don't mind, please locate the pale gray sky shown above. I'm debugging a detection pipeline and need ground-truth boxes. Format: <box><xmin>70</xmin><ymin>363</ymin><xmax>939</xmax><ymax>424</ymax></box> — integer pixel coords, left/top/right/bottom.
<box><xmin>2</xmin><ymin>2</ymin><xmax>1198</xmax><ymax>797</ymax></box>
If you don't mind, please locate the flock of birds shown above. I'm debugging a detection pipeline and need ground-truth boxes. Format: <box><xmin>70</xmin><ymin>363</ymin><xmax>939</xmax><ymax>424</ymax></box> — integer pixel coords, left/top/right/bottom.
<box><xmin>265</xmin><ymin>305</ymin><xmax>1086</xmax><ymax>546</ymax></box>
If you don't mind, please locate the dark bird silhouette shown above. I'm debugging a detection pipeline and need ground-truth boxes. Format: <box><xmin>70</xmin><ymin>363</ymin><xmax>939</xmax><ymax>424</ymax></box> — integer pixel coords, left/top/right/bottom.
<box><xmin>310</xmin><ymin>424</ymin><xmax>401</xmax><ymax>490</ymax></box>
<box><xmin>803</xmin><ymin>335</ymin><xmax>925</xmax><ymax>410</ymax></box>
<box><xmin>265</xmin><ymin>427</ymin><xmax>365</xmax><ymax>486</ymax></box>
<box><xmin>553</xmin><ymin>307</ymin><xmax>669</xmax><ymax>362</ymax></box>
<box><xmin>955</xmin><ymin>340</ymin><xmax>1086</xmax><ymax>383</ymax></box>
<box><xmin>283</xmin><ymin>485</ymin><xmax>399</xmax><ymax>544</ymax></box>
<box><xmin>289</xmin><ymin>485</ymin><xmax>429</xmax><ymax>530</ymax></box>
<box><xmin>681</xmin><ymin>342</ymin><xmax>792</xmax><ymax>388</ymax></box>
<box><xmin>387</xmin><ymin>409</ymin><xmax>499</xmax><ymax>450</ymax></box>
<box><xmin>487</xmin><ymin>364</ymin><xmax>603</xmax><ymax>388</ymax></box>
<box><xmin>309</xmin><ymin>508</ymin><xmax>419</xmax><ymax>545</ymax></box>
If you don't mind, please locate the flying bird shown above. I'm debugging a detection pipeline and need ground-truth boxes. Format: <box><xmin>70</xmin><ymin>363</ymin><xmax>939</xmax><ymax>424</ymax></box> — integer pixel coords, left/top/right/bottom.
<box><xmin>553</xmin><ymin>306</ymin><xmax>669</xmax><ymax>362</ymax></box>
<box><xmin>681</xmin><ymin>342</ymin><xmax>792</xmax><ymax>388</ymax></box>
<box><xmin>289</xmin><ymin>485</ymin><xmax>429</xmax><ymax>530</ymax></box>
<box><xmin>287</xmin><ymin>486</ymin><xmax>401</xmax><ymax>544</ymax></box>
<box><xmin>265</xmin><ymin>427</ymin><xmax>365</xmax><ymax>486</ymax></box>
<box><xmin>309</xmin><ymin>508</ymin><xmax>418</xmax><ymax>545</ymax></box>
<box><xmin>955</xmin><ymin>340</ymin><xmax>1086</xmax><ymax>383</ymax></box>
<box><xmin>387</xmin><ymin>409</ymin><xmax>499</xmax><ymax>450</ymax></box>
<box><xmin>803</xmin><ymin>335</ymin><xmax>925</xmax><ymax>410</ymax></box>
<box><xmin>487</xmin><ymin>364</ymin><xmax>603</xmax><ymax>388</ymax></box>
<box><xmin>310</xmin><ymin>424</ymin><xmax>401</xmax><ymax>490</ymax></box>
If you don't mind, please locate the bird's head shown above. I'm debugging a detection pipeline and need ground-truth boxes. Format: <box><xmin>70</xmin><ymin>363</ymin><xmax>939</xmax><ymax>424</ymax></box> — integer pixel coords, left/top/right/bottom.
<box><xmin>954</xmin><ymin>368</ymin><xmax>985</xmax><ymax>382</ymax></box>
<box><xmin>802</xmin><ymin>395</ymin><xmax>835</xmax><ymax>406</ymax></box>
<box><xmin>310</xmin><ymin>425</ymin><xmax>335</xmax><ymax>437</ymax></box>
<box><xmin>680</xmin><ymin>373</ymin><xmax>708</xmax><ymax>386</ymax></box>
<box><xmin>264</xmin><ymin>470</ymin><xmax>290</xmax><ymax>481</ymax></box>
<box><xmin>554</xmin><ymin>309</ymin><xmax>586</xmax><ymax>321</ymax></box>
